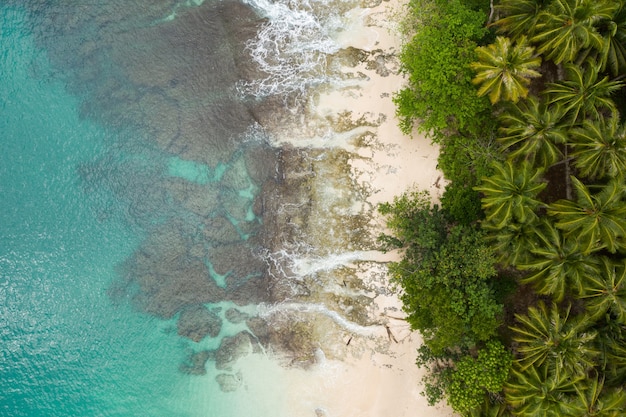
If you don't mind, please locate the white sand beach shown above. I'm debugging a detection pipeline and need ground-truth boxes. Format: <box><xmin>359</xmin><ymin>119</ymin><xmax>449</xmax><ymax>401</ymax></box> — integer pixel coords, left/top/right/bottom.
<box><xmin>227</xmin><ymin>1</ymin><xmax>456</xmax><ymax>416</ymax></box>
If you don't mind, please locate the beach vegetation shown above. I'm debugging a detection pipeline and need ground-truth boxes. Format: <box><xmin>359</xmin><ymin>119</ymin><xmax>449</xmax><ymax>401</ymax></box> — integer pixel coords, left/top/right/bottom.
<box><xmin>394</xmin><ymin>0</ymin><xmax>492</xmax><ymax>141</ymax></box>
<box><xmin>391</xmin><ymin>0</ymin><xmax>626</xmax><ymax>415</ymax></box>
<box><xmin>470</xmin><ymin>36</ymin><xmax>541</xmax><ymax>104</ymax></box>
<box><xmin>378</xmin><ymin>190</ymin><xmax>502</xmax><ymax>354</ymax></box>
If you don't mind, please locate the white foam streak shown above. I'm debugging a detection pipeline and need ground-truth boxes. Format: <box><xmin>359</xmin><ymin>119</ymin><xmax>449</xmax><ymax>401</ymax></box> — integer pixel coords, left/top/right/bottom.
<box><xmin>240</xmin><ymin>0</ymin><xmax>347</xmax><ymax>97</ymax></box>
<box><xmin>259</xmin><ymin>302</ymin><xmax>380</xmax><ymax>336</ymax></box>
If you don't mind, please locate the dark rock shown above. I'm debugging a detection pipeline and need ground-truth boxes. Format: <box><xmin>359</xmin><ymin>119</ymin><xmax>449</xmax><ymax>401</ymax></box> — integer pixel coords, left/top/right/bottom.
<box><xmin>177</xmin><ymin>305</ymin><xmax>222</xmax><ymax>342</ymax></box>
<box><xmin>215</xmin><ymin>372</ymin><xmax>242</xmax><ymax>392</ymax></box>
<box><xmin>215</xmin><ymin>331</ymin><xmax>255</xmax><ymax>371</ymax></box>
<box><xmin>179</xmin><ymin>350</ymin><xmax>214</xmax><ymax>375</ymax></box>
<box><xmin>225</xmin><ymin>308</ymin><xmax>250</xmax><ymax>324</ymax></box>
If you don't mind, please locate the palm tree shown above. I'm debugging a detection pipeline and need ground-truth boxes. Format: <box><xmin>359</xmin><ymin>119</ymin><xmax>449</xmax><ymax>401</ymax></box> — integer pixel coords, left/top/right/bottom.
<box><xmin>518</xmin><ymin>221</ymin><xmax>600</xmax><ymax>301</ymax></box>
<box><xmin>579</xmin><ymin>257</ymin><xmax>626</xmax><ymax>325</ymax></box>
<box><xmin>567</xmin><ymin>374</ymin><xmax>626</xmax><ymax>417</ymax></box>
<box><xmin>505</xmin><ymin>363</ymin><xmax>583</xmax><ymax>417</ymax></box>
<box><xmin>510</xmin><ymin>302</ymin><xmax>598</xmax><ymax>376</ymax></box>
<box><xmin>494</xmin><ymin>0</ymin><xmax>551</xmax><ymax>41</ymax></box>
<box><xmin>531</xmin><ymin>0</ymin><xmax>617</xmax><ymax>64</ymax></box>
<box><xmin>498</xmin><ymin>97</ymin><xmax>569</xmax><ymax>168</ymax></box>
<box><xmin>569</xmin><ymin>116</ymin><xmax>626</xmax><ymax>181</ymax></box>
<box><xmin>545</xmin><ymin>63</ymin><xmax>624</xmax><ymax>124</ymax></box>
<box><xmin>594</xmin><ymin>317</ymin><xmax>626</xmax><ymax>386</ymax></box>
<box><xmin>468</xmin><ymin>399</ymin><xmax>512</xmax><ymax>417</ymax></box>
<box><xmin>471</xmin><ymin>36</ymin><xmax>542</xmax><ymax>104</ymax></box>
<box><xmin>483</xmin><ymin>220</ymin><xmax>539</xmax><ymax>267</ymax></box>
<box><xmin>547</xmin><ymin>176</ymin><xmax>626</xmax><ymax>254</ymax></box>
<box><xmin>475</xmin><ymin>160</ymin><xmax>546</xmax><ymax>229</ymax></box>
<box><xmin>580</xmin><ymin>3</ymin><xmax>626</xmax><ymax>76</ymax></box>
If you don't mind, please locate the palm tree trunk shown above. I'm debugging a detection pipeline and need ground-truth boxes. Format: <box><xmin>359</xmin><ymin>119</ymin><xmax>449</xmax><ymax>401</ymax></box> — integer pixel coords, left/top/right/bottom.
<box><xmin>487</xmin><ymin>0</ymin><xmax>495</xmax><ymax>25</ymax></box>
<box><xmin>564</xmin><ymin>145</ymin><xmax>572</xmax><ymax>200</ymax></box>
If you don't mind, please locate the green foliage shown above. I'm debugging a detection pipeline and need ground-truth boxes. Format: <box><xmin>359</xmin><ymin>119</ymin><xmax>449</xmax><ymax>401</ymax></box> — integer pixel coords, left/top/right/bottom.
<box><xmin>545</xmin><ymin>63</ymin><xmax>624</xmax><ymax>124</ymax></box>
<box><xmin>517</xmin><ymin>220</ymin><xmax>600</xmax><ymax>301</ymax></box>
<box><xmin>570</xmin><ymin>116</ymin><xmax>626</xmax><ymax>181</ymax></box>
<box><xmin>494</xmin><ymin>0</ymin><xmax>551</xmax><ymax>42</ymax></box>
<box><xmin>532</xmin><ymin>0</ymin><xmax>616</xmax><ymax>65</ymax></box>
<box><xmin>580</xmin><ymin>257</ymin><xmax>626</xmax><ymax>325</ymax></box>
<box><xmin>438</xmin><ymin>133</ymin><xmax>498</xmax><ymax>224</ymax></box>
<box><xmin>548</xmin><ymin>176</ymin><xmax>626</xmax><ymax>254</ymax></box>
<box><xmin>511</xmin><ymin>302</ymin><xmax>599</xmax><ymax>377</ymax></box>
<box><xmin>440</xmin><ymin>181</ymin><xmax>484</xmax><ymax>225</ymax></box>
<box><xmin>568</xmin><ymin>374</ymin><xmax>626</xmax><ymax>417</ymax></box>
<box><xmin>505</xmin><ymin>363</ymin><xmax>583</xmax><ymax>417</ymax></box>
<box><xmin>475</xmin><ymin>160</ymin><xmax>547</xmax><ymax>229</ymax></box>
<box><xmin>392</xmin><ymin>0</ymin><xmax>626</xmax><ymax>413</ymax></box>
<box><xmin>498</xmin><ymin>97</ymin><xmax>569</xmax><ymax>169</ymax></box>
<box><xmin>471</xmin><ymin>36</ymin><xmax>542</xmax><ymax>104</ymax></box>
<box><xmin>379</xmin><ymin>190</ymin><xmax>502</xmax><ymax>353</ymax></box>
<box><xmin>447</xmin><ymin>340</ymin><xmax>512</xmax><ymax>413</ymax></box>
<box><xmin>395</xmin><ymin>0</ymin><xmax>492</xmax><ymax>140</ymax></box>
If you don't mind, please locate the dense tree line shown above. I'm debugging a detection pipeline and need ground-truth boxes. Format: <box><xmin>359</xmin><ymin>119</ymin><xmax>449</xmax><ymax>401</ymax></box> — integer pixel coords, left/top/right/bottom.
<box><xmin>383</xmin><ymin>0</ymin><xmax>626</xmax><ymax>415</ymax></box>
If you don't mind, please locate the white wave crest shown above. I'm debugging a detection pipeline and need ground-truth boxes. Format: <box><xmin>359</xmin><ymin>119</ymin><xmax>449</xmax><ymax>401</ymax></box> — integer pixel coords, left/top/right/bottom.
<box><xmin>239</xmin><ymin>0</ymin><xmax>353</xmax><ymax>98</ymax></box>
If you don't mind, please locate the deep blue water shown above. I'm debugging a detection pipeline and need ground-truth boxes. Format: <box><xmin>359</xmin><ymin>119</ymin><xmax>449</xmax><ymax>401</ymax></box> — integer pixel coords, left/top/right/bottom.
<box><xmin>0</xmin><ymin>2</ymin><xmax>275</xmax><ymax>416</ymax></box>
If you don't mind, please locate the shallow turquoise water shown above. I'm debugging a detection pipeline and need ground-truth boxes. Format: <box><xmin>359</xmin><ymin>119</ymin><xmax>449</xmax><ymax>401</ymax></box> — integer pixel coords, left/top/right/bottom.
<box><xmin>0</xmin><ymin>4</ymin><xmax>268</xmax><ymax>416</ymax></box>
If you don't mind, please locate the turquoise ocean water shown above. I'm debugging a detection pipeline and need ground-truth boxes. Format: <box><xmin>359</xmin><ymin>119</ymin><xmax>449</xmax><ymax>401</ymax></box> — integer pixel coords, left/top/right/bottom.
<box><xmin>0</xmin><ymin>0</ymin><xmax>375</xmax><ymax>414</ymax></box>
<box><xmin>0</xmin><ymin>2</ymin><xmax>280</xmax><ymax>416</ymax></box>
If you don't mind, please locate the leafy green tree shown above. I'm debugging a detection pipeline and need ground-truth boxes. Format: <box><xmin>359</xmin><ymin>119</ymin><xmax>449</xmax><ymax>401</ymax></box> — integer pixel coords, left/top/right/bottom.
<box><xmin>567</xmin><ymin>374</ymin><xmax>626</xmax><ymax>417</ymax></box>
<box><xmin>518</xmin><ymin>221</ymin><xmax>600</xmax><ymax>301</ymax></box>
<box><xmin>394</xmin><ymin>0</ymin><xmax>491</xmax><ymax>139</ymax></box>
<box><xmin>438</xmin><ymin>133</ymin><xmax>499</xmax><ymax>224</ymax></box>
<box><xmin>505</xmin><ymin>363</ymin><xmax>583</xmax><ymax>417</ymax></box>
<box><xmin>547</xmin><ymin>176</ymin><xmax>626</xmax><ymax>254</ymax></box>
<box><xmin>511</xmin><ymin>302</ymin><xmax>599</xmax><ymax>376</ymax></box>
<box><xmin>545</xmin><ymin>63</ymin><xmax>624</xmax><ymax>124</ymax></box>
<box><xmin>570</xmin><ymin>116</ymin><xmax>626</xmax><ymax>181</ymax></box>
<box><xmin>532</xmin><ymin>0</ymin><xmax>617</xmax><ymax>65</ymax></box>
<box><xmin>471</xmin><ymin>36</ymin><xmax>542</xmax><ymax>104</ymax></box>
<box><xmin>447</xmin><ymin>340</ymin><xmax>512</xmax><ymax>414</ymax></box>
<box><xmin>580</xmin><ymin>257</ymin><xmax>626</xmax><ymax>325</ymax></box>
<box><xmin>494</xmin><ymin>0</ymin><xmax>551</xmax><ymax>42</ymax></box>
<box><xmin>475</xmin><ymin>160</ymin><xmax>546</xmax><ymax>229</ymax></box>
<box><xmin>379</xmin><ymin>190</ymin><xmax>501</xmax><ymax>353</ymax></box>
<box><xmin>415</xmin><ymin>340</ymin><xmax>512</xmax><ymax>415</ymax></box>
<box><xmin>498</xmin><ymin>97</ymin><xmax>569</xmax><ymax>168</ymax></box>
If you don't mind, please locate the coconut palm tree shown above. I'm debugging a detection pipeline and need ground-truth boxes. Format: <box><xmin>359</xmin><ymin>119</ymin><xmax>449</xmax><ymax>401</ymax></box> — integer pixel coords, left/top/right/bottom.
<box><xmin>569</xmin><ymin>116</ymin><xmax>626</xmax><ymax>181</ymax></box>
<box><xmin>471</xmin><ymin>36</ymin><xmax>542</xmax><ymax>104</ymax></box>
<box><xmin>483</xmin><ymin>220</ymin><xmax>539</xmax><ymax>267</ymax></box>
<box><xmin>498</xmin><ymin>97</ymin><xmax>569</xmax><ymax>168</ymax></box>
<box><xmin>510</xmin><ymin>302</ymin><xmax>598</xmax><ymax>376</ymax></box>
<box><xmin>567</xmin><ymin>373</ymin><xmax>626</xmax><ymax>417</ymax></box>
<box><xmin>580</xmin><ymin>3</ymin><xmax>626</xmax><ymax>76</ymax></box>
<box><xmin>547</xmin><ymin>176</ymin><xmax>626</xmax><ymax>254</ymax></box>
<box><xmin>505</xmin><ymin>363</ymin><xmax>583</xmax><ymax>417</ymax></box>
<box><xmin>579</xmin><ymin>257</ymin><xmax>626</xmax><ymax>325</ymax></box>
<box><xmin>594</xmin><ymin>317</ymin><xmax>626</xmax><ymax>385</ymax></box>
<box><xmin>475</xmin><ymin>160</ymin><xmax>546</xmax><ymax>229</ymax></box>
<box><xmin>518</xmin><ymin>221</ymin><xmax>600</xmax><ymax>301</ymax></box>
<box><xmin>545</xmin><ymin>63</ymin><xmax>624</xmax><ymax>124</ymax></box>
<box><xmin>531</xmin><ymin>0</ymin><xmax>617</xmax><ymax>65</ymax></box>
<box><xmin>468</xmin><ymin>399</ymin><xmax>512</xmax><ymax>417</ymax></box>
<box><xmin>494</xmin><ymin>0</ymin><xmax>551</xmax><ymax>41</ymax></box>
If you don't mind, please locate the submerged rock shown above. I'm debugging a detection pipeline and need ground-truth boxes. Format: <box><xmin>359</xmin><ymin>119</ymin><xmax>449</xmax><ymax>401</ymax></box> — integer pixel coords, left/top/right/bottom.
<box><xmin>177</xmin><ymin>305</ymin><xmax>222</xmax><ymax>342</ymax></box>
<box><xmin>214</xmin><ymin>331</ymin><xmax>258</xmax><ymax>371</ymax></box>
<box><xmin>179</xmin><ymin>350</ymin><xmax>214</xmax><ymax>375</ymax></box>
<box><xmin>215</xmin><ymin>372</ymin><xmax>243</xmax><ymax>392</ymax></box>
<box><xmin>225</xmin><ymin>308</ymin><xmax>249</xmax><ymax>324</ymax></box>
